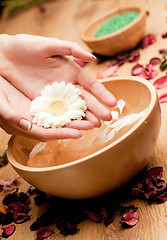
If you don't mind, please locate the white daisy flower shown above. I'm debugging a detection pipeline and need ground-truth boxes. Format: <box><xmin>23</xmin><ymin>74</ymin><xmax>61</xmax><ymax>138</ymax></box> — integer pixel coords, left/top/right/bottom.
<box><xmin>30</xmin><ymin>81</ymin><xmax>87</xmax><ymax>128</ymax></box>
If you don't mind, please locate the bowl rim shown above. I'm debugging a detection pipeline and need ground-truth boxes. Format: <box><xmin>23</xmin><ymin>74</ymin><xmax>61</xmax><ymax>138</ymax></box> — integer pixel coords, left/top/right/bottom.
<box><xmin>81</xmin><ymin>5</ymin><xmax>146</xmax><ymax>42</ymax></box>
<box><xmin>7</xmin><ymin>76</ymin><xmax>158</xmax><ymax>172</ymax></box>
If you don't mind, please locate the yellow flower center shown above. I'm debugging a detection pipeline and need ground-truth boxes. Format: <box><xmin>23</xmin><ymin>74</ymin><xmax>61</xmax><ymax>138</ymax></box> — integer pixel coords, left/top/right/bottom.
<box><xmin>49</xmin><ymin>99</ymin><xmax>67</xmax><ymax>116</ymax></box>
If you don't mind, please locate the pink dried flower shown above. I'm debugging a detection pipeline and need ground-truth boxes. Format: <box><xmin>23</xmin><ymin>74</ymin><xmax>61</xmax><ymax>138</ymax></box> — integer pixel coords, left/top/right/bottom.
<box><xmin>159</xmin><ymin>92</ymin><xmax>167</xmax><ymax>103</ymax></box>
<box><xmin>153</xmin><ymin>76</ymin><xmax>167</xmax><ymax>89</ymax></box>
<box><xmin>36</xmin><ymin>227</ymin><xmax>54</xmax><ymax>240</ymax></box>
<box><xmin>131</xmin><ymin>63</ymin><xmax>158</xmax><ymax>80</ymax></box>
<box><xmin>120</xmin><ymin>209</ymin><xmax>139</xmax><ymax>227</ymax></box>
<box><xmin>141</xmin><ymin>34</ymin><xmax>156</xmax><ymax>49</ymax></box>
<box><xmin>97</xmin><ymin>64</ymin><xmax>118</xmax><ymax>79</ymax></box>
<box><xmin>162</xmin><ymin>32</ymin><xmax>167</xmax><ymax>38</ymax></box>
<box><xmin>1</xmin><ymin>224</ymin><xmax>16</xmax><ymax>238</ymax></box>
<box><xmin>149</xmin><ymin>57</ymin><xmax>161</xmax><ymax>66</ymax></box>
<box><xmin>0</xmin><ymin>175</ymin><xmax>20</xmax><ymax>191</ymax></box>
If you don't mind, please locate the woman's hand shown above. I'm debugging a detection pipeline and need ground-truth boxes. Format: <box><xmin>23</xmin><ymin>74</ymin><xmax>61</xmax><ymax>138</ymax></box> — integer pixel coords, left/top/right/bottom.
<box><xmin>0</xmin><ymin>34</ymin><xmax>116</xmax><ymax>121</ymax></box>
<box><xmin>0</xmin><ymin>34</ymin><xmax>116</xmax><ymax>140</ymax></box>
<box><xmin>0</xmin><ymin>76</ymin><xmax>95</xmax><ymax>141</ymax></box>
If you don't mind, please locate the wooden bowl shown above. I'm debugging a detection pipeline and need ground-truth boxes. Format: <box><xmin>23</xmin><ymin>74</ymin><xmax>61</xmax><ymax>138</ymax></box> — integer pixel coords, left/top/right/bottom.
<box><xmin>81</xmin><ymin>6</ymin><xmax>147</xmax><ymax>56</ymax></box>
<box><xmin>7</xmin><ymin>76</ymin><xmax>161</xmax><ymax>199</ymax></box>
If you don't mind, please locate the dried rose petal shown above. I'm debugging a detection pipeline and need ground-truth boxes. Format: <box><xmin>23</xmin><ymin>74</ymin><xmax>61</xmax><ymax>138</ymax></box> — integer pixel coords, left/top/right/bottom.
<box><xmin>149</xmin><ymin>57</ymin><xmax>161</xmax><ymax>66</ymax></box>
<box><xmin>74</xmin><ymin>59</ymin><xmax>86</xmax><ymax>68</ymax></box>
<box><xmin>1</xmin><ymin>224</ymin><xmax>15</xmax><ymax>238</ymax></box>
<box><xmin>120</xmin><ymin>209</ymin><xmax>139</xmax><ymax>227</ymax></box>
<box><xmin>36</xmin><ymin>226</ymin><xmax>53</xmax><ymax>240</ymax></box>
<box><xmin>153</xmin><ymin>76</ymin><xmax>167</xmax><ymax>89</ymax></box>
<box><xmin>127</xmin><ymin>50</ymin><xmax>140</xmax><ymax>62</ymax></box>
<box><xmin>3</xmin><ymin>191</ymin><xmax>19</xmax><ymax>206</ymax></box>
<box><xmin>131</xmin><ymin>63</ymin><xmax>144</xmax><ymax>76</ymax></box>
<box><xmin>151</xmin><ymin>69</ymin><xmax>158</xmax><ymax>79</ymax></box>
<box><xmin>132</xmin><ymin>63</ymin><xmax>158</xmax><ymax>80</ymax></box>
<box><xmin>159</xmin><ymin>49</ymin><xmax>167</xmax><ymax>54</ymax></box>
<box><xmin>119</xmin><ymin>202</ymin><xmax>137</xmax><ymax>211</ymax></box>
<box><xmin>159</xmin><ymin>92</ymin><xmax>167</xmax><ymax>103</ymax></box>
<box><xmin>149</xmin><ymin>34</ymin><xmax>157</xmax><ymax>44</ymax></box>
<box><xmin>141</xmin><ymin>34</ymin><xmax>156</xmax><ymax>49</ymax></box>
<box><xmin>0</xmin><ymin>175</ymin><xmax>20</xmax><ymax>191</ymax></box>
<box><xmin>111</xmin><ymin>57</ymin><xmax>125</xmax><ymax>67</ymax></box>
<box><xmin>59</xmin><ymin>222</ymin><xmax>79</xmax><ymax>236</ymax></box>
<box><xmin>84</xmin><ymin>208</ymin><xmax>103</xmax><ymax>222</ymax></box>
<box><xmin>97</xmin><ymin>64</ymin><xmax>118</xmax><ymax>79</ymax></box>
<box><xmin>147</xmin><ymin>167</ymin><xmax>163</xmax><ymax>179</ymax></box>
<box><xmin>162</xmin><ymin>32</ymin><xmax>167</xmax><ymax>38</ymax></box>
<box><xmin>14</xmin><ymin>213</ymin><xmax>30</xmax><ymax>224</ymax></box>
<box><xmin>142</xmin><ymin>177</ymin><xmax>167</xmax><ymax>203</ymax></box>
<box><xmin>101</xmin><ymin>207</ymin><xmax>115</xmax><ymax>227</ymax></box>
<box><xmin>7</xmin><ymin>202</ymin><xmax>21</xmax><ymax>219</ymax></box>
<box><xmin>138</xmin><ymin>69</ymin><xmax>151</xmax><ymax>80</ymax></box>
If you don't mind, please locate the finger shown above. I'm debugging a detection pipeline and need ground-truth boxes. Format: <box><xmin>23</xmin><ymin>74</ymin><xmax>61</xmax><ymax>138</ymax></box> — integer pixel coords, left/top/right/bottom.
<box><xmin>65</xmin><ymin>120</ymin><xmax>94</xmax><ymax>130</ymax></box>
<box><xmin>13</xmin><ymin>124</ymin><xmax>83</xmax><ymax>141</ymax></box>
<box><xmin>0</xmin><ymin>87</ymin><xmax>32</xmax><ymax>131</ymax></box>
<box><xmin>77</xmin><ymin>86</ymin><xmax>112</xmax><ymax>121</ymax></box>
<box><xmin>45</xmin><ymin>39</ymin><xmax>96</xmax><ymax>61</ymax></box>
<box><xmin>85</xmin><ymin>110</ymin><xmax>101</xmax><ymax>128</ymax></box>
<box><xmin>77</xmin><ymin>69</ymin><xmax>117</xmax><ymax>107</ymax></box>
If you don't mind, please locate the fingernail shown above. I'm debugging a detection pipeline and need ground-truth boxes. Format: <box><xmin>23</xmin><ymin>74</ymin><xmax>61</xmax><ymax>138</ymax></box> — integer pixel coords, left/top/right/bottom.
<box><xmin>79</xmin><ymin>136</ymin><xmax>85</xmax><ymax>139</ymax></box>
<box><xmin>87</xmin><ymin>52</ymin><xmax>97</xmax><ymax>60</ymax></box>
<box><xmin>19</xmin><ymin>119</ymin><xmax>32</xmax><ymax>130</ymax></box>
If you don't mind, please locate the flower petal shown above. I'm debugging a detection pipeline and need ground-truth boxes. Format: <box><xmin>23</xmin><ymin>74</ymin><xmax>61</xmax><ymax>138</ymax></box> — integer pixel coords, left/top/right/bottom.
<box><xmin>131</xmin><ymin>63</ymin><xmax>144</xmax><ymax>76</ymax></box>
<box><xmin>97</xmin><ymin>64</ymin><xmax>119</xmax><ymax>79</ymax></box>
<box><xmin>154</xmin><ymin>76</ymin><xmax>167</xmax><ymax>89</ymax></box>
<box><xmin>159</xmin><ymin>92</ymin><xmax>167</xmax><ymax>103</ymax></box>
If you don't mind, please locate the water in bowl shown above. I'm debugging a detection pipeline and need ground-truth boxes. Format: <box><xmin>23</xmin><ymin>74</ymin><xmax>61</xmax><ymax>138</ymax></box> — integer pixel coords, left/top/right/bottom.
<box><xmin>11</xmin><ymin>99</ymin><xmax>148</xmax><ymax>168</ymax></box>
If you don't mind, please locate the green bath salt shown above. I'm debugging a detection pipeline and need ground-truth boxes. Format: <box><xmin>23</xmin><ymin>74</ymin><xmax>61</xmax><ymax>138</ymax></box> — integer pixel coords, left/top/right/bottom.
<box><xmin>95</xmin><ymin>12</ymin><xmax>139</xmax><ymax>38</ymax></box>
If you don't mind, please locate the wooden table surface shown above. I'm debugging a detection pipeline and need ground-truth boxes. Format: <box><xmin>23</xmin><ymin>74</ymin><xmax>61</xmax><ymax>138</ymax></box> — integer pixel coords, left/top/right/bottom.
<box><xmin>0</xmin><ymin>0</ymin><xmax>167</xmax><ymax>239</ymax></box>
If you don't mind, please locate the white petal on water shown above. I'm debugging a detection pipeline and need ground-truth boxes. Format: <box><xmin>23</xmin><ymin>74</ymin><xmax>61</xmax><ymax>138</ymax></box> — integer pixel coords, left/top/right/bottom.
<box><xmin>93</xmin><ymin>127</ymin><xmax>116</xmax><ymax>144</ymax></box>
<box><xmin>58</xmin><ymin>139</ymin><xmax>71</xmax><ymax>147</ymax></box>
<box><xmin>116</xmin><ymin>99</ymin><xmax>126</xmax><ymax>114</ymax></box>
<box><xmin>111</xmin><ymin>111</ymin><xmax>119</xmax><ymax>120</ymax></box>
<box><xmin>29</xmin><ymin>142</ymin><xmax>47</xmax><ymax>159</ymax></box>
<box><xmin>93</xmin><ymin>108</ymin><xmax>147</xmax><ymax>144</ymax></box>
<box><xmin>109</xmin><ymin>109</ymin><xmax>147</xmax><ymax>131</ymax></box>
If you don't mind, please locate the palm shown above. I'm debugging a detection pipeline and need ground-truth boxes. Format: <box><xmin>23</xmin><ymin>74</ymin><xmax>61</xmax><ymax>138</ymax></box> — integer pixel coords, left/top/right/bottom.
<box><xmin>0</xmin><ymin>34</ymin><xmax>116</xmax><ymax>140</ymax></box>
<box><xmin>0</xmin><ymin>35</ymin><xmax>81</xmax><ymax>99</ymax></box>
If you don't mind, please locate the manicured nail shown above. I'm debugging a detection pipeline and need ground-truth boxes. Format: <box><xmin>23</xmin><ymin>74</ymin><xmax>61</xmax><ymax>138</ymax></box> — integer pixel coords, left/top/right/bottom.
<box><xmin>19</xmin><ymin>119</ymin><xmax>32</xmax><ymax>130</ymax></box>
<box><xmin>87</xmin><ymin>52</ymin><xmax>97</xmax><ymax>60</ymax></box>
<box><xmin>79</xmin><ymin>136</ymin><xmax>85</xmax><ymax>139</ymax></box>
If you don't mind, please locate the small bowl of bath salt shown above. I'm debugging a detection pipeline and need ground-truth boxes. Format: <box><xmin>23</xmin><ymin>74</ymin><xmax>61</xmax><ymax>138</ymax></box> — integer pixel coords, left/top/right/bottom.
<box><xmin>7</xmin><ymin>76</ymin><xmax>161</xmax><ymax>199</ymax></box>
<box><xmin>81</xmin><ymin>5</ymin><xmax>147</xmax><ymax>56</ymax></box>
